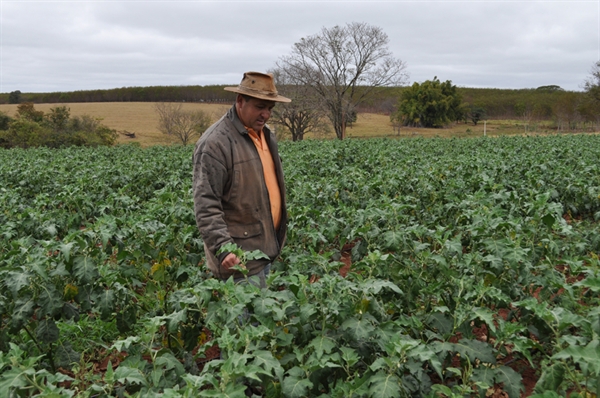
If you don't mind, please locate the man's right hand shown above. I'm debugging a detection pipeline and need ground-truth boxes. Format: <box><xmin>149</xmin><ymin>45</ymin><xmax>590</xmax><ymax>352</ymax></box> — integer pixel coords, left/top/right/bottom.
<box><xmin>221</xmin><ymin>253</ymin><xmax>242</xmax><ymax>269</ymax></box>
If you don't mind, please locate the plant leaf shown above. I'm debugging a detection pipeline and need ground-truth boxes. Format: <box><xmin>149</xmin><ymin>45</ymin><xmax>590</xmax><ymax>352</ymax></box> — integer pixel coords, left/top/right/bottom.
<box><xmin>368</xmin><ymin>372</ymin><xmax>402</xmax><ymax>398</ymax></box>
<box><xmin>73</xmin><ymin>256</ymin><xmax>99</xmax><ymax>284</ymax></box>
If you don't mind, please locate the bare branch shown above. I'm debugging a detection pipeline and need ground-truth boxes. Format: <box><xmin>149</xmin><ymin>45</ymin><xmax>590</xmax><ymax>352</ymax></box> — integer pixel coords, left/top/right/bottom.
<box><xmin>277</xmin><ymin>22</ymin><xmax>408</xmax><ymax>139</ymax></box>
<box><xmin>155</xmin><ymin>102</ymin><xmax>211</xmax><ymax>146</ymax></box>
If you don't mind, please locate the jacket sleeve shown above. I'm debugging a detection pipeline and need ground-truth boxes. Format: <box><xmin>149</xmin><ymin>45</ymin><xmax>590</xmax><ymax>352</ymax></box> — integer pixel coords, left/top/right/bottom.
<box><xmin>192</xmin><ymin>140</ymin><xmax>233</xmax><ymax>264</ymax></box>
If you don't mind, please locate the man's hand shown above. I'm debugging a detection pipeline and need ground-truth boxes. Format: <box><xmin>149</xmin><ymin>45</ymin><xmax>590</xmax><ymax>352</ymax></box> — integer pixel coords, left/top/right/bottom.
<box><xmin>221</xmin><ymin>253</ymin><xmax>242</xmax><ymax>269</ymax></box>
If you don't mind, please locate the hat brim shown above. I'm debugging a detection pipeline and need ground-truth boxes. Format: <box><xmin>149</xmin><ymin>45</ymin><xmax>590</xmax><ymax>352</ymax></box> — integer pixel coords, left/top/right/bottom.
<box><xmin>224</xmin><ymin>86</ymin><xmax>291</xmax><ymax>103</ymax></box>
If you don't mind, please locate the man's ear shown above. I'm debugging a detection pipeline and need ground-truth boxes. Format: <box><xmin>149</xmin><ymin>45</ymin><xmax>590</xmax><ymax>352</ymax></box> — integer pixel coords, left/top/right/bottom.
<box><xmin>236</xmin><ymin>94</ymin><xmax>246</xmax><ymax>107</ymax></box>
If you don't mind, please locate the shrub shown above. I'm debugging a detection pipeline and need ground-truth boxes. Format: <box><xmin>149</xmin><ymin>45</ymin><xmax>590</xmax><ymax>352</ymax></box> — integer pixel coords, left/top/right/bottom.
<box><xmin>0</xmin><ymin>105</ymin><xmax>117</xmax><ymax>149</ymax></box>
<box><xmin>0</xmin><ymin>112</ymin><xmax>12</xmax><ymax>131</ymax></box>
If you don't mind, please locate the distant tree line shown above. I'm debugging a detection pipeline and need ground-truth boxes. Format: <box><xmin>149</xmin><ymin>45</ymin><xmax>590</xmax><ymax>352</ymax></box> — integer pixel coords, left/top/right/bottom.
<box><xmin>0</xmin><ymin>85</ymin><xmax>237</xmax><ymax>105</ymax></box>
<box><xmin>1</xmin><ymin>83</ymin><xmax>592</xmax><ymax>133</ymax></box>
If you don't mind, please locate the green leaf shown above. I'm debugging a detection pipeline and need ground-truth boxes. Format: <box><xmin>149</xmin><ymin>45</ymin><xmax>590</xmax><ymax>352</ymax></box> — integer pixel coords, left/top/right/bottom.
<box><xmin>5</xmin><ymin>271</ymin><xmax>30</xmax><ymax>297</ymax></box>
<box><xmin>0</xmin><ymin>367</ymin><xmax>28</xmax><ymax>395</ymax></box>
<box><xmin>58</xmin><ymin>242</ymin><xmax>75</xmax><ymax>263</ymax></box>
<box><xmin>166</xmin><ymin>309</ymin><xmax>186</xmax><ymax>333</ymax></box>
<box><xmin>575</xmin><ymin>276</ymin><xmax>600</xmax><ymax>292</ymax></box>
<box><xmin>340</xmin><ymin>346</ymin><xmax>359</xmax><ymax>368</ymax></box>
<box><xmin>361</xmin><ymin>279</ymin><xmax>403</xmax><ymax>295</ymax></box>
<box><xmin>309</xmin><ymin>335</ymin><xmax>336</xmax><ymax>359</ymax></box>
<box><xmin>472</xmin><ymin>307</ymin><xmax>497</xmax><ymax>333</ymax></box>
<box><xmin>533</xmin><ymin>362</ymin><xmax>565</xmax><ymax>394</ymax></box>
<box><xmin>251</xmin><ymin>350</ymin><xmax>284</xmax><ymax>381</ymax></box>
<box><xmin>199</xmin><ymin>383</ymin><xmax>247</xmax><ymax>397</ymax></box>
<box><xmin>438</xmin><ymin>339</ymin><xmax>496</xmax><ymax>364</ymax></box>
<box><xmin>104</xmin><ymin>361</ymin><xmax>114</xmax><ymax>385</ymax></box>
<box><xmin>96</xmin><ymin>289</ymin><xmax>115</xmax><ymax>319</ymax></box>
<box><xmin>38</xmin><ymin>285</ymin><xmax>63</xmax><ymax>317</ymax></box>
<box><xmin>155</xmin><ymin>352</ymin><xmax>185</xmax><ymax>375</ymax></box>
<box><xmin>541</xmin><ymin>213</ymin><xmax>556</xmax><ymax>228</ymax></box>
<box><xmin>407</xmin><ymin>344</ymin><xmax>443</xmax><ymax>379</ymax></box>
<box><xmin>472</xmin><ymin>366</ymin><xmax>496</xmax><ymax>393</ymax></box>
<box><xmin>426</xmin><ymin>312</ymin><xmax>453</xmax><ymax>336</ymax></box>
<box><xmin>342</xmin><ymin>316</ymin><xmax>376</xmax><ymax>340</ymax></box>
<box><xmin>381</xmin><ymin>231</ymin><xmax>403</xmax><ymax>251</ymax></box>
<box><xmin>110</xmin><ymin>336</ymin><xmax>140</xmax><ymax>352</ymax></box>
<box><xmin>282</xmin><ymin>367</ymin><xmax>312</xmax><ymax>398</ymax></box>
<box><xmin>73</xmin><ymin>256</ymin><xmax>99</xmax><ymax>284</ymax></box>
<box><xmin>54</xmin><ymin>342</ymin><xmax>81</xmax><ymax>368</ymax></box>
<box><xmin>246</xmin><ymin>249</ymin><xmax>269</xmax><ymax>261</ymax></box>
<box><xmin>114</xmin><ymin>365</ymin><xmax>147</xmax><ymax>386</ymax></box>
<box><xmin>553</xmin><ymin>339</ymin><xmax>600</xmax><ymax>375</ymax></box>
<box><xmin>368</xmin><ymin>372</ymin><xmax>402</xmax><ymax>398</ymax></box>
<box><xmin>36</xmin><ymin>318</ymin><xmax>59</xmax><ymax>344</ymax></box>
<box><xmin>11</xmin><ymin>297</ymin><xmax>34</xmax><ymax>330</ymax></box>
<box><xmin>495</xmin><ymin>365</ymin><xmax>524</xmax><ymax>398</ymax></box>
<box><xmin>252</xmin><ymin>297</ymin><xmax>277</xmax><ymax>318</ymax></box>
<box><xmin>299</xmin><ymin>303</ymin><xmax>316</xmax><ymax>323</ymax></box>
<box><xmin>443</xmin><ymin>237</ymin><xmax>463</xmax><ymax>255</ymax></box>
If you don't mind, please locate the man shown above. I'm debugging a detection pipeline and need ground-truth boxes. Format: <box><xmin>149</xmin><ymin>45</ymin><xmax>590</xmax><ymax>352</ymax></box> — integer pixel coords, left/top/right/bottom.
<box><xmin>192</xmin><ymin>71</ymin><xmax>291</xmax><ymax>288</ymax></box>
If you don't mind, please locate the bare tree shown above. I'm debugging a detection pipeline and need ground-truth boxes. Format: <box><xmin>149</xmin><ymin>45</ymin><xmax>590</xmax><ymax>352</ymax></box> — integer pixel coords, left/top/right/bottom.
<box><xmin>584</xmin><ymin>61</ymin><xmax>600</xmax><ymax>101</ymax></box>
<box><xmin>277</xmin><ymin>22</ymin><xmax>408</xmax><ymax>139</ymax></box>
<box><xmin>155</xmin><ymin>102</ymin><xmax>211</xmax><ymax>146</ymax></box>
<box><xmin>552</xmin><ymin>92</ymin><xmax>581</xmax><ymax>132</ymax></box>
<box><xmin>269</xmin><ymin>69</ymin><xmax>330</xmax><ymax>141</ymax></box>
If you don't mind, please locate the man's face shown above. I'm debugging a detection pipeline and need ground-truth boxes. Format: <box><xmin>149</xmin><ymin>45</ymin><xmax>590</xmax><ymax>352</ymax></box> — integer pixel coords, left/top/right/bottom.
<box><xmin>236</xmin><ymin>96</ymin><xmax>275</xmax><ymax>132</ymax></box>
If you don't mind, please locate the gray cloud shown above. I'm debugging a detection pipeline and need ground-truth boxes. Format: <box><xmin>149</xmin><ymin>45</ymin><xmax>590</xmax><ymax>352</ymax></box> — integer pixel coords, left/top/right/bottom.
<box><xmin>1</xmin><ymin>0</ymin><xmax>597</xmax><ymax>93</ymax></box>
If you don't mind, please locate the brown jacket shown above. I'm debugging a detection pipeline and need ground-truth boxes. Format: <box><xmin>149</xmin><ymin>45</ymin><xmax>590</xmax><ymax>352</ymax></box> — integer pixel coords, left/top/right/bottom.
<box><xmin>192</xmin><ymin>105</ymin><xmax>287</xmax><ymax>280</ymax></box>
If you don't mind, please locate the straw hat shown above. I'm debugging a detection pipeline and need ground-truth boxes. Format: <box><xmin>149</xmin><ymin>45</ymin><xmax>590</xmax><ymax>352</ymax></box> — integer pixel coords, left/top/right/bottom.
<box><xmin>224</xmin><ymin>71</ymin><xmax>291</xmax><ymax>103</ymax></box>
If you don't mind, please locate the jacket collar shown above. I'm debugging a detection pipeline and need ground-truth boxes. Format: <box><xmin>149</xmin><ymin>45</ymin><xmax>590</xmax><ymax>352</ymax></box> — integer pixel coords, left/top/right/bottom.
<box><xmin>227</xmin><ymin>105</ymin><xmax>249</xmax><ymax>136</ymax></box>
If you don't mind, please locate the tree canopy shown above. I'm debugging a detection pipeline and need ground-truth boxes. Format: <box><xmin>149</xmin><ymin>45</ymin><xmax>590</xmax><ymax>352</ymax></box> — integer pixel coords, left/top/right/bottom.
<box><xmin>277</xmin><ymin>22</ymin><xmax>408</xmax><ymax>139</ymax></box>
<box><xmin>393</xmin><ymin>77</ymin><xmax>464</xmax><ymax>128</ymax></box>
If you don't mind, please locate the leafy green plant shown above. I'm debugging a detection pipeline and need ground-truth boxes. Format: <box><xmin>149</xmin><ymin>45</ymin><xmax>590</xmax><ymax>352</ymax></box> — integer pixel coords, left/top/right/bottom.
<box><xmin>1</xmin><ymin>135</ymin><xmax>600</xmax><ymax>396</ymax></box>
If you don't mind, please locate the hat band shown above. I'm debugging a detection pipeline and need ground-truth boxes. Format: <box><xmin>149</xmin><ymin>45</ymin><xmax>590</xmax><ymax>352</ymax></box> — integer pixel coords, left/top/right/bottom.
<box><xmin>238</xmin><ymin>85</ymin><xmax>279</xmax><ymax>99</ymax></box>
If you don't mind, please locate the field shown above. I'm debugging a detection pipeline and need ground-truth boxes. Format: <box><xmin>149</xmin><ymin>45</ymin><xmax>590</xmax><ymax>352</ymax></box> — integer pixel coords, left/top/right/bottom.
<box><xmin>1</xmin><ymin>134</ymin><xmax>600</xmax><ymax>397</ymax></box>
<box><xmin>0</xmin><ymin>102</ymin><xmax>568</xmax><ymax>147</ymax></box>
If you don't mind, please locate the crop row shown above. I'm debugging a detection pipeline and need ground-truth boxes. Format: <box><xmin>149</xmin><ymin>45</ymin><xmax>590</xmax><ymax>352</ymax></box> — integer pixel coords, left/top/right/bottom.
<box><xmin>1</xmin><ymin>135</ymin><xmax>600</xmax><ymax>397</ymax></box>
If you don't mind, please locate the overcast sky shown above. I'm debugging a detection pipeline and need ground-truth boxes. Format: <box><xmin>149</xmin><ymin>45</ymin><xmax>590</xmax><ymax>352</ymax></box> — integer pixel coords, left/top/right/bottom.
<box><xmin>1</xmin><ymin>0</ymin><xmax>598</xmax><ymax>93</ymax></box>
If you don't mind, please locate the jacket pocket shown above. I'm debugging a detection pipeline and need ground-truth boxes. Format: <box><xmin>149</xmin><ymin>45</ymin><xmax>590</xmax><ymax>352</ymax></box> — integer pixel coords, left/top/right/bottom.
<box><xmin>229</xmin><ymin>222</ymin><xmax>262</xmax><ymax>239</ymax></box>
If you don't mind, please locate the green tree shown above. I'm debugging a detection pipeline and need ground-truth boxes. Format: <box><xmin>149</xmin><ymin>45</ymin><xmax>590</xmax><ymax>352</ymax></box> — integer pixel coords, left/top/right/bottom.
<box><xmin>16</xmin><ymin>102</ymin><xmax>44</xmax><ymax>123</ymax></box>
<box><xmin>536</xmin><ymin>85</ymin><xmax>564</xmax><ymax>92</ymax></box>
<box><xmin>1</xmin><ymin>119</ymin><xmax>50</xmax><ymax>148</ymax></box>
<box><xmin>0</xmin><ymin>112</ymin><xmax>13</xmax><ymax>131</ymax></box>
<box><xmin>8</xmin><ymin>90</ymin><xmax>22</xmax><ymax>104</ymax></box>
<box><xmin>277</xmin><ymin>22</ymin><xmax>408</xmax><ymax>139</ymax></box>
<box><xmin>45</xmin><ymin>106</ymin><xmax>70</xmax><ymax>132</ymax></box>
<box><xmin>468</xmin><ymin>106</ymin><xmax>486</xmax><ymax>126</ymax></box>
<box><xmin>394</xmin><ymin>77</ymin><xmax>463</xmax><ymax>128</ymax></box>
<box><xmin>0</xmin><ymin>103</ymin><xmax>117</xmax><ymax>148</ymax></box>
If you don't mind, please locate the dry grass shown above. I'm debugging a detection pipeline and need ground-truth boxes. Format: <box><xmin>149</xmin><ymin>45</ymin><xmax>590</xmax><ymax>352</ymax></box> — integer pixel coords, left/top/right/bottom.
<box><xmin>0</xmin><ymin>102</ymin><xmax>579</xmax><ymax>147</ymax></box>
<box><xmin>345</xmin><ymin>113</ymin><xmax>563</xmax><ymax>139</ymax></box>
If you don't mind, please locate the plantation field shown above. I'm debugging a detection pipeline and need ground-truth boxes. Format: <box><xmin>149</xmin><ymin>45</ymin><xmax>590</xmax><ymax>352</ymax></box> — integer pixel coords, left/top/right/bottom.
<box><xmin>1</xmin><ymin>136</ymin><xmax>600</xmax><ymax>397</ymax></box>
<box><xmin>0</xmin><ymin>102</ymin><xmax>568</xmax><ymax>147</ymax></box>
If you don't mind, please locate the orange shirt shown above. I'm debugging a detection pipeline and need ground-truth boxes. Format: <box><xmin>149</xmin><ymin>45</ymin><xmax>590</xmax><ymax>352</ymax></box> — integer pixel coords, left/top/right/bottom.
<box><xmin>247</xmin><ymin>127</ymin><xmax>282</xmax><ymax>229</ymax></box>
